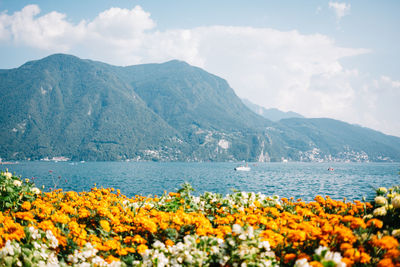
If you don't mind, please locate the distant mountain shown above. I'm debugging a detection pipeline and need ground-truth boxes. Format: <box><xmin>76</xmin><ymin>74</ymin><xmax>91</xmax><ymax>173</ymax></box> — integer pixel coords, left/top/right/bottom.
<box><xmin>242</xmin><ymin>99</ymin><xmax>304</xmax><ymax>121</ymax></box>
<box><xmin>1</xmin><ymin>54</ymin><xmax>400</xmax><ymax>162</ymax></box>
<box><xmin>275</xmin><ymin>118</ymin><xmax>400</xmax><ymax>162</ymax></box>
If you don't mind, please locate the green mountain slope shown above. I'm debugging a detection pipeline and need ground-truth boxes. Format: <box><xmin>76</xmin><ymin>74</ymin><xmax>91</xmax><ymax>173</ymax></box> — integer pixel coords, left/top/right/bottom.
<box><xmin>1</xmin><ymin>54</ymin><xmax>400</xmax><ymax>162</ymax></box>
<box><xmin>0</xmin><ymin>54</ymin><xmax>182</xmax><ymax>160</ymax></box>
<box><xmin>113</xmin><ymin>61</ymin><xmax>269</xmax><ymax>132</ymax></box>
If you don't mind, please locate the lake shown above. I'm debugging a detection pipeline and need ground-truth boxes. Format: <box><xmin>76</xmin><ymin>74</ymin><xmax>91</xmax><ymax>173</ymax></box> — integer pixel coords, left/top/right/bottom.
<box><xmin>1</xmin><ymin>162</ymin><xmax>399</xmax><ymax>201</ymax></box>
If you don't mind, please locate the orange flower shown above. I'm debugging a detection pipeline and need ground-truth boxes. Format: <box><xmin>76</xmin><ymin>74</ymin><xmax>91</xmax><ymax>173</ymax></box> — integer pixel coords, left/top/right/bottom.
<box><xmin>366</xmin><ymin>218</ymin><xmax>383</xmax><ymax>228</ymax></box>
<box><xmin>377</xmin><ymin>258</ymin><xmax>395</xmax><ymax>267</ymax></box>
<box><xmin>284</xmin><ymin>253</ymin><xmax>297</xmax><ymax>263</ymax></box>
<box><xmin>21</xmin><ymin>201</ymin><xmax>31</xmax><ymax>210</ymax></box>
<box><xmin>100</xmin><ymin>220</ymin><xmax>111</xmax><ymax>232</ymax></box>
<box><xmin>309</xmin><ymin>261</ymin><xmax>324</xmax><ymax>267</ymax></box>
<box><xmin>105</xmin><ymin>255</ymin><xmax>120</xmax><ymax>263</ymax></box>
<box><xmin>372</xmin><ymin>236</ymin><xmax>399</xmax><ymax>250</ymax></box>
<box><xmin>359</xmin><ymin>252</ymin><xmax>371</xmax><ymax>264</ymax></box>
<box><xmin>340</xmin><ymin>243</ymin><xmax>353</xmax><ymax>251</ymax></box>
<box><xmin>165</xmin><ymin>239</ymin><xmax>174</xmax><ymax>247</ymax></box>
<box><xmin>136</xmin><ymin>244</ymin><xmax>148</xmax><ymax>254</ymax></box>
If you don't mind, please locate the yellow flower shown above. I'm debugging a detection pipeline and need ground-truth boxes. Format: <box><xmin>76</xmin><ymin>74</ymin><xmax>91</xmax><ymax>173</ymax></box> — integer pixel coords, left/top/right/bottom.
<box><xmin>392</xmin><ymin>196</ymin><xmax>400</xmax><ymax>209</ymax></box>
<box><xmin>374</xmin><ymin>196</ymin><xmax>387</xmax><ymax>206</ymax></box>
<box><xmin>377</xmin><ymin>187</ymin><xmax>388</xmax><ymax>194</ymax></box>
<box><xmin>21</xmin><ymin>201</ymin><xmax>31</xmax><ymax>211</ymax></box>
<box><xmin>137</xmin><ymin>244</ymin><xmax>148</xmax><ymax>254</ymax></box>
<box><xmin>392</xmin><ymin>229</ymin><xmax>400</xmax><ymax>238</ymax></box>
<box><xmin>100</xmin><ymin>220</ymin><xmax>111</xmax><ymax>232</ymax></box>
<box><xmin>373</xmin><ymin>206</ymin><xmax>387</xmax><ymax>217</ymax></box>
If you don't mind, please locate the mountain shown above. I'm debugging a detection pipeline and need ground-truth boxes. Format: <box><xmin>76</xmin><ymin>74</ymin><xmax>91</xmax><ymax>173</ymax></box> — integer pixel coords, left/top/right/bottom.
<box><xmin>1</xmin><ymin>54</ymin><xmax>400</xmax><ymax>162</ymax></box>
<box><xmin>275</xmin><ymin>118</ymin><xmax>400</xmax><ymax>162</ymax></box>
<box><xmin>242</xmin><ymin>99</ymin><xmax>304</xmax><ymax>121</ymax></box>
<box><xmin>0</xmin><ymin>54</ymin><xmax>182</xmax><ymax>161</ymax></box>
<box><xmin>0</xmin><ymin>54</ymin><xmax>275</xmax><ymax>161</ymax></box>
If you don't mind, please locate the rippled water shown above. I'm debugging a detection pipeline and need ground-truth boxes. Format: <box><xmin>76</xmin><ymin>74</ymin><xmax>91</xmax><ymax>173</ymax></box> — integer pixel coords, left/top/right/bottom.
<box><xmin>2</xmin><ymin>162</ymin><xmax>399</xmax><ymax>201</ymax></box>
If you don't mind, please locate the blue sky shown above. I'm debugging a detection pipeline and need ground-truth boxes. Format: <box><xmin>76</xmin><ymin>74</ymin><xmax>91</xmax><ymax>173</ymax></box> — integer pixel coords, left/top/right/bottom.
<box><xmin>0</xmin><ymin>0</ymin><xmax>399</xmax><ymax>136</ymax></box>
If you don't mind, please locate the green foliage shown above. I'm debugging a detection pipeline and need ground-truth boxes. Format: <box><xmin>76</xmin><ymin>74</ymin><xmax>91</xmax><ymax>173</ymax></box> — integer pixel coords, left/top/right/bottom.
<box><xmin>0</xmin><ymin>170</ymin><xmax>40</xmax><ymax>212</ymax></box>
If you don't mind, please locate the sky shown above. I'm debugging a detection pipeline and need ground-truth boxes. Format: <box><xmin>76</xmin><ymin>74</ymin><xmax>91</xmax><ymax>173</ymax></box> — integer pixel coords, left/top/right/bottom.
<box><xmin>0</xmin><ymin>0</ymin><xmax>399</xmax><ymax>137</ymax></box>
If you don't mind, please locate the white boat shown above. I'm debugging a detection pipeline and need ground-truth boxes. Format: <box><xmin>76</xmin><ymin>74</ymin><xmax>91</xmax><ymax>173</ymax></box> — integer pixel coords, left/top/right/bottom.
<box><xmin>234</xmin><ymin>164</ymin><xmax>251</xmax><ymax>171</ymax></box>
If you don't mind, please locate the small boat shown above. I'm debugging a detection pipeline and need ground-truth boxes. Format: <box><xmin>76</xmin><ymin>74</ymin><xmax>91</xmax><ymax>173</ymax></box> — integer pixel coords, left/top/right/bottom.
<box><xmin>328</xmin><ymin>167</ymin><xmax>334</xmax><ymax>171</ymax></box>
<box><xmin>234</xmin><ymin>164</ymin><xmax>251</xmax><ymax>171</ymax></box>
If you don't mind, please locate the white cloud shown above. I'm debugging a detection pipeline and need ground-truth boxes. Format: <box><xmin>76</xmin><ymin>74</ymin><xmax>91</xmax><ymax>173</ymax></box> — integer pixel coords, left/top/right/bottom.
<box><xmin>0</xmin><ymin>5</ymin><xmax>399</xmax><ymax>136</ymax></box>
<box><xmin>329</xmin><ymin>2</ymin><xmax>351</xmax><ymax>21</ymax></box>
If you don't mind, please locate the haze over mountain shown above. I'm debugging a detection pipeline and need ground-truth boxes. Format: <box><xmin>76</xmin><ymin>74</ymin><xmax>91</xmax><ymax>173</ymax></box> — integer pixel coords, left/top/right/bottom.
<box><xmin>242</xmin><ymin>99</ymin><xmax>304</xmax><ymax>122</ymax></box>
<box><xmin>1</xmin><ymin>54</ymin><xmax>400</xmax><ymax>162</ymax></box>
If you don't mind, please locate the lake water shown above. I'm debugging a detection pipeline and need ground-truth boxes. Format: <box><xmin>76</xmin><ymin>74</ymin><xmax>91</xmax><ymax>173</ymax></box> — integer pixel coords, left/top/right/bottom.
<box><xmin>1</xmin><ymin>162</ymin><xmax>399</xmax><ymax>201</ymax></box>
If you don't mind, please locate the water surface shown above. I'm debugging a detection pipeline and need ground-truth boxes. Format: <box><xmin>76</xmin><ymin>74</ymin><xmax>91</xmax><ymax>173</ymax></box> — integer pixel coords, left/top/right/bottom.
<box><xmin>2</xmin><ymin>162</ymin><xmax>399</xmax><ymax>201</ymax></box>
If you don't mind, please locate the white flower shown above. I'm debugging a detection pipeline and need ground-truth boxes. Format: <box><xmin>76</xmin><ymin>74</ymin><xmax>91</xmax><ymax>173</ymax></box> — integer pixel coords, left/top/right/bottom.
<box><xmin>92</xmin><ymin>256</ymin><xmax>107</xmax><ymax>266</ymax></box>
<box><xmin>373</xmin><ymin>206</ymin><xmax>387</xmax><ymax>217</ymax></box>
<box><xmin>33</xmin><ymin>241</ymin><xmax>41</xmax><ymax>250</ymax></box>
<box><xmin>82</xmin><ymin>243</ymin><xmax>98</xmax><ymax>259</ymax></box>
<box><xmin>46</xmin><ymin>230</ymin><xmax>59</xmax><ymax>248</ymax></box>
<box><xmin>374</xmin><ymin>196</ymin><xmax>387</xmax><ymax>206</ymax></box>
<box><xmin>109</xmin><ymin>260</ymin><xmax>122</xmax><ymax>267</ymax></box>
<box><xmin>259</xmin><ymin>240</ymin><xmax>271</xmax><ymax>251</ymax></box>
<box><xmin>294</xmin><ymin>258</ymin><xmax>311</xmax><ymax>267</ymax></box>
<box><xmin>238</xmin><ymin>234</ymin><xmax>247</xmax><ymax>240</ymax></box>
<box><xmin>1</xmin><ymin>240</ymin><xmax>14</xmax><ymax>256</ymax></box>
<box><xmin>4</xmin><ymin>171</ymin><xmax>12</xmax><ymax>179</ymax></box>
<box><xmin>47</xmin><ymin>252</ymin><xmax>60</xmax><ymax>265</ymax></box>
<box><xmin>392</xmin><ymin>229</ymin><xmax>400</xmax><ymax>237</ymax></box>
<box><xmin>13</xmin><ymin>180</ymin><xmax>22</xmax><ymax>187</ymax></box>
<box><xmin>29</xmin><ymin>226</ymin><xmax>41</xmax><ymax>240</ymax></box>
<box><xmin>377</xmin><ymin>187</ymin><xmax>388</xmax><ymax>194</ymax></box>
<box><xmin>232</xmin><ymin>224</ymin><xmax>242</xmax><ymax>234</ymax></box>
<box><xmin>315</xmin><ymin>246</ymin><xmax>328</xmax><ymax>256</ymax></box>
<box><xmin>247</xmin><ymin>226</ymin><xmax>254</xmax><ymax>239</ymax></box>
<box><xmin>32</xmin><ymin>187</ymin><xmax>41</xmax><ymax>194</ymax></box>
<box><xmin>210</xmin><ymin>245</ymin><xmax>219</xmax><ymax>254</ymax></box>
<box><xmin>392</xmin><ymin>196</ymin><xmax>400</xmax><ymax>209</ymax></box>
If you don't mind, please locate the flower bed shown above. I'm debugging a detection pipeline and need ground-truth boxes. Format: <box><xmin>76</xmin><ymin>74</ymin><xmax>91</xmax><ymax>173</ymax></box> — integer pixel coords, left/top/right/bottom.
<box><xmin>1</xmin><ymin>170</ymin><xmax>400</xmax><ymax>266</ymax></box>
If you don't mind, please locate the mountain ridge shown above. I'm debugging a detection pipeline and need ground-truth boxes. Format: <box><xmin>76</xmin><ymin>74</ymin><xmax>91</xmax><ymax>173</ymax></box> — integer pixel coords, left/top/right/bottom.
<box><xmin>1</xmin><ymin>54</ymin><xmax>400</xmax><ymax>162</ymax></box>
<box><xmin>242</xmin><ymin>98</ymin><xmax>304</xmax><ymax>121</ymax></box>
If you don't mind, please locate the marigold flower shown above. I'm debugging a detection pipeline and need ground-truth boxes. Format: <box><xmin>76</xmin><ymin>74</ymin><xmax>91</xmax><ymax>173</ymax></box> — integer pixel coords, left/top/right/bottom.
<box><xmin>366</xmin><ymin>218</ymin><xmax>383</xmax><ymax>228</ymax></box>
<box><xmin>309</xmin><ymin>261</ymin><xmax>324</xmax><ymax>267</ymax></box>
<box><xmin>99</xmin><ymin>220</ymin><xmax>111</xmax><ymax>232</ymax></box>
<box><xmin>105</xmin><ymin>255</ymin><xmax>120</xmax><ymax>263</ymax></box>
<box><xmin>165</xmin><ymin>239</ymin><xmax>174</xmax><ymax>247</ymax></box>
<box><xmin>372</xmin><ymin>236</ymin><xmax>400</xmax><ymax>250</ymax></box>
<box><xmin>137</xmin><ymin>244</ymin><xmax>148</xmax><ymax>254</ymax></box>
<box><xmin>284</xmin><ymin>253</ymin><xmax>297</xmax><ymax>263</ymax></box>
<box><xmin>377</xmin><ymin>258</ymin><xmax>395</xmax><ymax>267</ymax></box>
<box><xmin>21</xmin><ymin>201</ymin><xmax>31</xmax><ymax>211</ymax></box>
<box><xmin>340</xmin><ymin>243</ymin><xmax>353</xmax><ymax>251</ymax></box>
